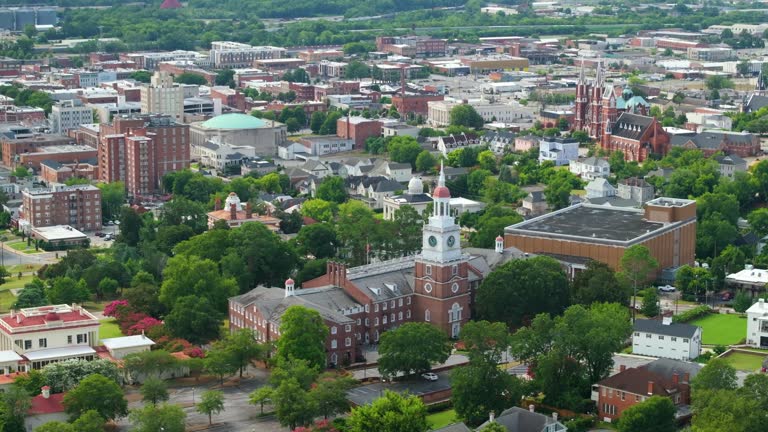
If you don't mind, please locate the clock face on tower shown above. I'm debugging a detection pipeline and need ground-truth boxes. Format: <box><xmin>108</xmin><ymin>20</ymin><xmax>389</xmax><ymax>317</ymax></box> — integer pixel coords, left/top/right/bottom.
<box><xmin>447</xmin><ymin>235</ymin><xmax>455</xmax><ymax>247</ymax></box>
<box><xmin>428</xmin><ymin>236</ymin><xmax>437</xmax><ymax>247</ymax></box>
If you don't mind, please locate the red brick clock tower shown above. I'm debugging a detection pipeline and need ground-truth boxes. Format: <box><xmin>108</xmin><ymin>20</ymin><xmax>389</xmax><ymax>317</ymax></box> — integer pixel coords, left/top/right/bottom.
<box><xmin>413</xmin><ymin>163</ymin><xmax>470</xmax><ymax>338</ymax></box>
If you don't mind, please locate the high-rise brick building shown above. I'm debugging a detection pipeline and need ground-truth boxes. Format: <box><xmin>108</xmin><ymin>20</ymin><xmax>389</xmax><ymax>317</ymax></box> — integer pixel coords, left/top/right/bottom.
<box><xmin>98</xmin><ymin>114</ymin><xmax>189</xmax><ymax>197</ymax></box>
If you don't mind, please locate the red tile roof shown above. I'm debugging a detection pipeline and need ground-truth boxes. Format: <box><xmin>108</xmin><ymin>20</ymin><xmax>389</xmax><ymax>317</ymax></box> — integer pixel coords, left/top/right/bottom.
<box><xmin>28</xmin><ymin>393</ymin><xmax>65</xmax><ymax>415</ymax></box>
<box><xmin>0</xmin><ymin>306</ymin><xmax>98</xmax><ymax>332</ymax></box>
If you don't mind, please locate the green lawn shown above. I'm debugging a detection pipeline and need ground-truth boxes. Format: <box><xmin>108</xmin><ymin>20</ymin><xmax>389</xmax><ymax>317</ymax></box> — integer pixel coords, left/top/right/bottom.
<box><xmin>0</xmin><ymin>275</ymin><xmax>34</xmax><ymax>291</ymax></box>
<box><xmin>6</xmin><ymin>264</ymin><xmax>41</xmax><ymax>274</ymax></box>
<box><xmin>690</xmin><ymin>313</ymin><xmax>747</xmax><ymax>346</ymax></box>
<box><xmin>0</xmin><ymin>290</ymin><xmax>15</xmax><ymax>313</ymax></box>
<box><xmin>99</xmin><ymin>319</ymin><xmax>124</xmax><ymax>339</ymax></box>
<box><xmin>721</xmin><ymin>351</ymin><xmax>767</xmax><ymax>372</ymax></box>
<box><xmin>427</xmin><ymin>409</ymin><xmax>458</xmax><ymax>430</ymax></box>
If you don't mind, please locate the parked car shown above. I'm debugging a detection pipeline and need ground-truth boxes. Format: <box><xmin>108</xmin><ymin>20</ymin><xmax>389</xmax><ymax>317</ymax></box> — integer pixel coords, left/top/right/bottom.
<box><xmin>104</xmin><ymin>234</ymin><xmax>114</xmax><ymax>241</ymax></box>
<box><xmin>658</xmin><ymin>285</ymin><xmax>676</xmax><ymax>292</ymax></box>
<box><xmin>721</xmin><ymin>291</ymin><xmax>733</xmax><ymax>301</ymax></box>
<box><xmin>94</xmin><ymin>232</ymin><xmax>105</xmax><ymax>237</ymax></box>
<box><xmin>421</xmin><ymin>372</ymin><xmax>438</xmax><ymax>381</ymax></box>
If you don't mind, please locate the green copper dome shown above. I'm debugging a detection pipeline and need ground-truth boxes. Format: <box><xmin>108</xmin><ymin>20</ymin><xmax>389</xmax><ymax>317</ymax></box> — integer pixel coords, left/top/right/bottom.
<box><xmin>201</xmin><ymin>113</ymin><xmax>268</xmax><ymax>129</ymax></box>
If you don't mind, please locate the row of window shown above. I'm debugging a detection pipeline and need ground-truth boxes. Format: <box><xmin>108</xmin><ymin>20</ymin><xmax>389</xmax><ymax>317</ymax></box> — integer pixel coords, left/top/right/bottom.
<box><xmin>636</xmin><ymin>332</ymin><xmax>689</xmax><ymax>343</ymax></box>
<box><xmin>14</xmin><ymin>333</ymin><xmax>88</xmax><ymax>350</ymax></box>
<box><xmin>330</xmin><ymin>337</ymin><xmax>352</xmax><ymax>349</ymax></box>
<box><xmin>364</xmin><ymin>296</ymin><xmax>412</xmax><ymax>313</ymax></box>
<box><xmin>425</xmin><ymin>264</ymin><xmax>459</xmax><ymax>276</ymax></box>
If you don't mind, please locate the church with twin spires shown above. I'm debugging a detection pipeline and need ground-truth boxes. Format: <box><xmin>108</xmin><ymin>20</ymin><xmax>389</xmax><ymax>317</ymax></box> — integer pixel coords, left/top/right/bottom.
<box><xmin>228</xmin><ymin>164</ymin><xmax>525</xmax><ymax>366</ymax></box>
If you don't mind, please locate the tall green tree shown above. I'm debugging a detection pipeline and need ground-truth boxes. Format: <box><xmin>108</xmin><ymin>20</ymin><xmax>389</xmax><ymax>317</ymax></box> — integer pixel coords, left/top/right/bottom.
<box><xmin>571</xmin><ymin>260</ymin><xmax>629</xmax><ymax>306</ymax></box>
<box><xmin>216</xmin><ymin>329</ymin><xmax>266</xmax><ymax>377</ymax></box>
<box><xmin>63</xmin><ymin>373</ymin><xmax>128</xmax><ymax>421</ymax></box>
<box><xmin>71</xmin><ymin>410</ymin><xmax>105</xmax><ymax>432</ymax></box>
<box><xmin>347</xmin><ymin>391</ymin><xmax>427</xmax><ymax>432</ymax></box>
<box><xmin>129</xmin><ymin>403</ymin><xmax>186</xmax><ymax>432</ymax></box>
<box><xmin>164</xmin><ymin>296</ymin><xmax>222</xmax><ymax>344</ymax></box>
<box><xmin>415</xmin><ymin>150</ymin><xmax>437</xmax><ymax>172</ymax></box>
<box><xmin>273</xmin><ymin>378</ymin><xmax>317</xmax><ymax>430</ymax></box>
<box><xmin>449</xmin><ymin>104</ymin><xmax>484</xmax><ymax>129</ymax></box>
<box><xmin>276</xmin><ymin>305</ymin><xmax>329</xmax><ymax>370</ymax></box>
<box><xmin>377</xmin><ymin>322</ymin><xmax>451</xmax><ymax>378</ymax></box>
<box><xmin>692</xmin><ymin>358</ymin><xmax>737</xmax><ymax>392</ymax></box>
<box><xmin>640</xmin><ymin>288</ymin><xmax>660</xmax><ymax>318</ymax></box>
<box><xmin>619</xmin><ymin>245</ymin><xmax>658</xmax><ymax>317</ymax></box>
<box><xmin>310</xmin><ymin>373</ymin><xmax>356</xmax><ymax>419</ymax></box>
<box><xmin>295</xmin><ymin>223</ymin><xmax>338</xmax><ymax>259</ymax></box>
<box><xmin>249</xmin><ymin>386</ymin><xmax>275</xmax><ymax>415</ymax></box>
<box><xmin>97</xmin><ymin>181</ymin><xmax>125</xmax><ymax>222</ymax></box>
<box><xmin>387</xmin><ymin>136</ymin><xmax>423</xmax><ymax>168</ymax></box>
<box><xmin>140</xmin><ymin>378</ymin><xmax>169</xmax><ymax>406</ymax></box>
<box><xmin>476</xmin><ymin>256</ymin><xmax>570</xmax><ymax>328</ymax></box>
<box><xmin>618</xmin><ymin>396</ymin><xmax>675</xmax><ymax>432</ymax></box>
<box><xmin>160</xmin><ymin>254</ymin><xmax>238</xmax><ymax>312</ymax></box>
<box><xmin>197</xmin><ymin>390</ymin><xmax>225</xmax><ymax>425</ymax></box>
<box><xmin>316</xmin><ymin>176</ymin><xmax>348</xmax><ymax>204</ymax></box>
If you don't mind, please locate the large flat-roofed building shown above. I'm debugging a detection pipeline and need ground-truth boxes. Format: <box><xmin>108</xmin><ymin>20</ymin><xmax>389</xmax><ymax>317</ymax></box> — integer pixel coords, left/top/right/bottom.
<box><xmin>210</xmin><ymin>41</ymin><xmax>285</xmax><ymax>68</ymax></box>
<box><xmin>504</xmin><ymin>197</ymin><xmax>697</xmax><ymax>275</ymax></box>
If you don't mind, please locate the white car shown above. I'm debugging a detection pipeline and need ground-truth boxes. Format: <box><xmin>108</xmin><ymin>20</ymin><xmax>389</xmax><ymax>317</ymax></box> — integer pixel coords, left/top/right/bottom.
<box><xmin>421</xmin><ymin>372</ymin><xmax>438</xmax><ymax>381</ymax></box>
<box><xmin>658</xmin><ymin>285</ymin><xmax>676</xmax><ymax>292</ymax></box>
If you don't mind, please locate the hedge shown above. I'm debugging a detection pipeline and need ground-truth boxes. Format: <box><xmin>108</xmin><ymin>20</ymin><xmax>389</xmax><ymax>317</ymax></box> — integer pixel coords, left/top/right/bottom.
<box><xmin>672</xmin><ymin>305</ymin><xmax>710</xmax><ymax>323</ymax></box>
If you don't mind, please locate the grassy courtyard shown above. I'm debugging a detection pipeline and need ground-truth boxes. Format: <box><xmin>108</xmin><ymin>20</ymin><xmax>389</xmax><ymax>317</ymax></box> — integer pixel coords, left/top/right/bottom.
<box><xmin>689</xmin><ymin>313</ymin><xmax>747</xmax><ymax>346</ymax></box>
<box><xmin>427</xmin><ymin>409</ymin><xmax>459</xmax><ymax>430</ymax></box>
<box><xmin>721</xmin><ymin>351</ymin><xmax>767</xmax><ymax>372</ymax></box>
<box><xmin>99</xmin><ymin>319</ymin><xmax>125</xmax><ymax>340</ymax></box>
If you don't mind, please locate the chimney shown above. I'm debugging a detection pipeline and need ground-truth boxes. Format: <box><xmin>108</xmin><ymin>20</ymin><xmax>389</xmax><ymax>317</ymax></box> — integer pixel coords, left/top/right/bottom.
<box><xmin>552</xmin><ymin>412</ymin><xmax>558</xmax><ymax>422</ymax></box>
<box><xmin>529</xmin><ymin>404</ymin><xmax>535</xmax><ymax>413</ymax></box>
<box><xmin>489</xmin><ymin>412</ymin><xmax>495</xmax><ymax>423</ymax></box>
<box><xmin>41</xmin><ymin>386</ymin><xmax>50</xmax><ymax>399</ymax></box>
<box><xmin>620</xmin><ymin>364</ymin><xmax>626</xmax><ymax>372</ymax></box>
<box><xmin>683</xmin><ymin>372</ymin><xmax>690</xmax><ymax>383</ymax></box>
<box><xmin>662</xmin><ymin>315</ymin><xmax>673</xmax><ymax>326</ymax></box>
<box><xmin>214</xmin><ymin>197</ymin><xmax>222</xmax><ymax>211</ymax></box>
<box><xmin>245</xmin><ymin>202</ymin><xmax>252</xmax><ymax>219</ymax></box>
<box><xmin>647</xmin><ymin>381</ymin><xmax>654</xmax><ymax>395</ymax></box>
<box><xmin>673</xmin><ymin>373</ymin><xmax>679</xmax><ymax>385</ymax></box>
<box><xmin>230</xmin><ymin>203</ymin><xmax>237</xmax><ymax>221</ymax></box>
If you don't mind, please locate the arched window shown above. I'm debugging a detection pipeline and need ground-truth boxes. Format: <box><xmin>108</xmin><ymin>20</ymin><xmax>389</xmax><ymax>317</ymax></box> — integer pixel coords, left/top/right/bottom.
<box><xmin>425</xmin><ymin>309</ymin><xmax>431</xmax><ymax>322</ymax></box>
<box><xmin>449</xmin><ymin>303</ymin><xmax>462</xmax><ymax>322</ymax></box>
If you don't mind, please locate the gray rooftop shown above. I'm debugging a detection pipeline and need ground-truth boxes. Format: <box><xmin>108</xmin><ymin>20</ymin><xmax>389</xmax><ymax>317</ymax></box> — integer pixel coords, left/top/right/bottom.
<box><xmin>506</xmin><ymin>204</ymin><xmax>664</xmax><ymax>242</ymax></box>
<box><xmin>634</xmin><ymin>319</ymin><xmax>699</xmax><ymax>338</ymax></box>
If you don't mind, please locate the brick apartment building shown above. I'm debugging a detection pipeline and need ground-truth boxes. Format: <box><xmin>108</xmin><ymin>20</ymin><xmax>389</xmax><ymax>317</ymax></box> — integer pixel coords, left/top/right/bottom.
<box><xmin>20</xmin><ymin>184</ymin><xmax>102</xmax><ymax>232</ymax></box>
<box><xmin>210</xmin><ymin>86</ymin><xmax>246</xmax><ymax>111</ymax></box>
<box><xmin>98</xmin><ymin>114</ymin><xmax>190</xmax><ymax>197</ymax></box>
<box><xmin>392</xmin><ymin>94</ymin><xmax>444</xmax><ymax>117</ymax></box>
<box><xmin>336</xmin><ymin>116</ymin><xmax>382</xmax><ymax>149</ymax></box>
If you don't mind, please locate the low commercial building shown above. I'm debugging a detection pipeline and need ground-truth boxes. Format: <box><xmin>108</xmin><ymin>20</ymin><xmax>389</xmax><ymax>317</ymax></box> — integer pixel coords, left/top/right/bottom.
<box><xmin>336</xmin><ymin>117</ymin><xmax>382</xmax><ymax>149</ymax></box>
<box><xmin>193</xmin><ymin>139</ymin><xmax>258</xmax><ymax>170</ymax></box>
<box><xmin>504</xmin><ymin>197</ymin><xmax>697</xmax><ymax>276</ymax></box>
<box><xmin>30</xmin><ymin>225</ymin><xmax>89</xmax><ymax>250</ymax></box>
<box><xmin>632</xmin><ymin>317</ymin><xmax>702</xmax><ymax>360</ymax></box>
<box><xmin>39</xmin><ymin>159</ymin><xmax>99</xmax><ymax>184</ymax></box>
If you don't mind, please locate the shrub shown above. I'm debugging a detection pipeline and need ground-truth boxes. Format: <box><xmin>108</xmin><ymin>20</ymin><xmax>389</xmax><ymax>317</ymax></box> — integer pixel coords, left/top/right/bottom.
<box><xmin>672</xmin><ymin>305</ymin><xmax>710</xmax><ymax>323</ymax></box>
<box><xmin>713</xmin><ymin>345</ymin><xmax>727</xmax><ymax>355</ymax></box>
<box><xmin>565</xmin><ymin>416</ymin><xmax>596</xmax><ymax>432</ymax></box>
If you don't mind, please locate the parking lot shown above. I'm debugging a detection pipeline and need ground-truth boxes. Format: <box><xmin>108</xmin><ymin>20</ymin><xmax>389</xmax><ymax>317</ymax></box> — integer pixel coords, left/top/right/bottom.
<box><xmin>346</xmin><ymin>371</ymin><xmax>451</xmax><ymax>406</ymax></box>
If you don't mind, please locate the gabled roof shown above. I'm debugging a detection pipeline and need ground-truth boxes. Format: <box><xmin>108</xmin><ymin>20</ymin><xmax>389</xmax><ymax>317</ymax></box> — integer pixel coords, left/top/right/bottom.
<box><xmin>598</xmin><ymin>358</ymin><xmax>701</xmax><ymax>396</ymax></box>
<box><xmin>715</xmin><ymin>154</ymin><xmax>746</xmax><ymax>166</ymax></box>
<box><xmin>611</xmin><ymin>113</ymin><xmax>654</xmax><ymax>140</ymax></box>
<box><xmin>634</xmin><ymin>318</ymin><xmax>699</xmax><ymax>338</ymax></box>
